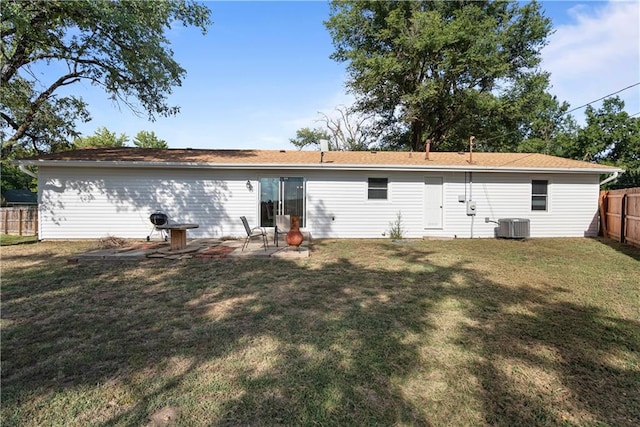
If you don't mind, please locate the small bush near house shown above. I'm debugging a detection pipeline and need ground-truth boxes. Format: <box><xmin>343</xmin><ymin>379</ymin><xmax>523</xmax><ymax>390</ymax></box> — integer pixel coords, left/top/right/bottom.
<box><xmin>389</xmin><ymin>211</ymin><xmax>404</xmax><ymax>240</ymax></box>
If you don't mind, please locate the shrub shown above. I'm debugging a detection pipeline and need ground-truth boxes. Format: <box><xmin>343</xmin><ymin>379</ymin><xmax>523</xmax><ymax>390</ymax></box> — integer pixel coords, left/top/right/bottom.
<box><xmin>389</xmin><ymin>211</ymin><xmax>404</xmax><ymax>240</ymax></box>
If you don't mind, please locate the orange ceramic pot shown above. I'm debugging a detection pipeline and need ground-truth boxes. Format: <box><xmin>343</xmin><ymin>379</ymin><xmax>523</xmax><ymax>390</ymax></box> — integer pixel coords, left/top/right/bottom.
<box><xmin>286</xmin><ymin>215</ymin><xmax>304</xmax><ymax>247</ymax></box>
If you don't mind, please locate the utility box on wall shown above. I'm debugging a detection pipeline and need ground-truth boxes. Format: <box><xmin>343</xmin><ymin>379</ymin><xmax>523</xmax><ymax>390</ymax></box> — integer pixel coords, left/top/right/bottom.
<box><xmin>466</xmin><ymin>200</ymin><xmax>477</xmax><ymax>216</ymax></box>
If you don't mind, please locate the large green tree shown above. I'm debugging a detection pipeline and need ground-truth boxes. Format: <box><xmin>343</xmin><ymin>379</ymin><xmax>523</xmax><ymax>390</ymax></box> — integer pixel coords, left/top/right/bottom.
<box><xmin>325</xmin><ymin>0</ymin><xmax>553</xmax><ymax>151</ymax></box>
<box><xmin>72</xmin><ymin>128</ymin><xmax>168</xmax><ymax>149</ymax></box>
<box><xmin>132</xmin><ymin>130</ymin><xmax>168</xmax><ymax>149</ymax></box>
<box><xmin>0</xmin><ymin>0</ymin><xmax>211</xmax><ymax>160</ymax></box>
<box><xmin>290</xmin><ymin>127</ymin><xmax>331</xmax><ymax>151</ymax></box>
<box><xmin>573</xmin><ymin>98</ymin><xmax>639</xmax><ymax>165</ymax></box>
<box><xmin>73</xmin><ymin>127</ymin><xmax>129</xmax><ymax>148</ymax></box>
<box><xmin>566</xmin><ymin>97</ymin><xmax>640</xmax><ymax>188</ymax></box>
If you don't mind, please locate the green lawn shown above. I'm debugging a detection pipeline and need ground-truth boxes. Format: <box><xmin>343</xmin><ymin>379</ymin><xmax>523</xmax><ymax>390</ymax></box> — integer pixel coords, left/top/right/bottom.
<box><xmin>1</xmin><ymin>238</ymin><xmax>639</xmax><ymax>426</ymax></box>
<box><xmin>0</xmin><ymin>234</ymin><xmax>38</xmax><ymax>246</ymax></box>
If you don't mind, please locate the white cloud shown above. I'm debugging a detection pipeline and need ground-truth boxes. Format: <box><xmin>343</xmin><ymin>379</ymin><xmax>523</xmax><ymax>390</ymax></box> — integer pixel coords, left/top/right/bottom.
<box><xmin>542</xmin><ymin>1</ymin><xmax>640</xmax><ymax>118</ymax></box>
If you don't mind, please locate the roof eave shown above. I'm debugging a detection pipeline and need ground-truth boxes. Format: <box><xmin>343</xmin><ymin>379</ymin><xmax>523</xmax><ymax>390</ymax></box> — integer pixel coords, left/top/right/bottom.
<box><xmin>17</xmin><ymin>159</ymin><xmax>623</xmax><ymax>174</ymax></box>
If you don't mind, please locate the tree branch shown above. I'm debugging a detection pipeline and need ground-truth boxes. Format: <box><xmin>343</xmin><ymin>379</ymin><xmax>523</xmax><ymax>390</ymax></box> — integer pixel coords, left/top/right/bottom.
<box><xmin>0</xmin><ymin>111</ymin><xmax>20</xmax><ymax>130</ymax></box>
<box><xmin>3</xmin><ymin>71</ymin><xmax>81</xmax><ymax>152</ymax></box>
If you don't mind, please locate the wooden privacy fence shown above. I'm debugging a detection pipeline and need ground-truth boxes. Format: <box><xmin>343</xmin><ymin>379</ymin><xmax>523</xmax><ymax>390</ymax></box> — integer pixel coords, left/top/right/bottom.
<box><xmin>0</xmin><ymin>206</ymin><xmax>38</xmax><ymax>236</ymax></box>
<box><xmin>600</xmin><ymin>187</ymin><xmax>640</xmax><ymax>248</ymax></box>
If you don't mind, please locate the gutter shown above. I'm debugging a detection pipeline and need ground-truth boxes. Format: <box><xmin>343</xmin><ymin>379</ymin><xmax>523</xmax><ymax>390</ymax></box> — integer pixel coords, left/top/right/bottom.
<box><xmin>18</xmin><ymin>163</ymin><xmax>38</xmax><ymax>178</ymax></box>
<box><xmin>17</xmin><ymin>159</ymin><xmax>624</xmax><ymax>175</ymax></box>
<box><xmin>599</xmin><ymin>171</ymin><xmax>622</xmax><ymax>187</ymax></box>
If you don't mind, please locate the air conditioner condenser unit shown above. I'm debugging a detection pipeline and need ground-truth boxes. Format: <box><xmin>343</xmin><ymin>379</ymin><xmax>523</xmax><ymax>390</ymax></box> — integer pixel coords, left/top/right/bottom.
<box><xmin>496</xmin><ymin>218</ymin><xmax>530</xmax><ymax>239</ymax></box>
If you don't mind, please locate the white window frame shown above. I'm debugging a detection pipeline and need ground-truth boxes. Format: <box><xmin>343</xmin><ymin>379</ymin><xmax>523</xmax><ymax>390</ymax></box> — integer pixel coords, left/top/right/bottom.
<box><xmin>367</xmin><ymin>177</ymin><xmax>389</xmax><ymax>200</ymax></box>
<box><xmin>531</xmin><ymin>179</ymin><xmax>549</xmax><ymax>211</ymax></box>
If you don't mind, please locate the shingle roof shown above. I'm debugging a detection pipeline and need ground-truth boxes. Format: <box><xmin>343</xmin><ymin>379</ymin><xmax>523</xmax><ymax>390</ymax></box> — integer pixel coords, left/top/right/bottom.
<box><xmin>22</xmin><ymin>147</ymin><xmax>621</xmax><ymax>172</ymax></box>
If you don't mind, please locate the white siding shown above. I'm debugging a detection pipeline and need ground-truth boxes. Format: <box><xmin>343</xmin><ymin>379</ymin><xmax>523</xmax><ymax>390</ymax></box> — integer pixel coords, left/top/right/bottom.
<box><xmin>38</xmin><ymin>167</ymin><xmax>258</xmax><ymax>239</ymax></box>
<box><xmin>420</xmin><ymin>172</ymin><xmax>600</xmax><ymax>238</ymax></box>
<box><xmin>38</xmin><ymin>166</ymin><xmax>601</xmax><ymax>240</ymax></box>
<box><xmin>306</xmin><ymin>171</ymin><xmax>600</xmax><ymax>239</ymax></box>
<box><xmin>305</xmin><ymin>171</ymin><xmax>426</xmax><ymax>238</ymax></box>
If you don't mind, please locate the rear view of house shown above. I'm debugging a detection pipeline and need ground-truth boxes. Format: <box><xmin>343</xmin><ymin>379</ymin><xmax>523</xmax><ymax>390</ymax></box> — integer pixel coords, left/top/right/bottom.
<box><xmin>18</xmin><ymin>147</ymin><xmax>622</xmax><ymax>240</ymax></box>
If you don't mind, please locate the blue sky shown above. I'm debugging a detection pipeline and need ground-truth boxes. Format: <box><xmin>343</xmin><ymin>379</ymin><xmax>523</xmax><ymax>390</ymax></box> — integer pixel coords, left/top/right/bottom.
<box><xmin>64</xmin><ymin>0</ymin><xmax>639</xmax><ymax>150</ymax></box>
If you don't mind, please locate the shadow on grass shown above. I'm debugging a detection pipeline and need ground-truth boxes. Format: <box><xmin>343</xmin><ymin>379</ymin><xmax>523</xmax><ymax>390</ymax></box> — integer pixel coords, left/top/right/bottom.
<box><xmin>593</xmin><ymin>236</ymin><xmax>640</xmax><ymax>261</ymax></box>
<box><xmin>1</xmin><ymin>239</ymin><xmax>638</xmax><ymax>426</ymax></box>
<box><xmin>448</xmin><ymin>280</ymin><xmax>640</xmax><ymax>426</ymax></box>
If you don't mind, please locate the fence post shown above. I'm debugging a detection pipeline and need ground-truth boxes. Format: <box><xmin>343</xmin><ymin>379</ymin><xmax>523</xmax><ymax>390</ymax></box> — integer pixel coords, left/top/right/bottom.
<box><xmin>620</xmin><ymin>194</ymin><xmax>627</xmax><ymax>243</ymax></box>
<box><xmin>599</xmin><ymin>191</ymin><xmax>608</xmax><ymax>237</ymax></box>
<box><xmin>19</xmin><ymin>209</ymin><xmax>23</xmax><ymax>236</ymax></box>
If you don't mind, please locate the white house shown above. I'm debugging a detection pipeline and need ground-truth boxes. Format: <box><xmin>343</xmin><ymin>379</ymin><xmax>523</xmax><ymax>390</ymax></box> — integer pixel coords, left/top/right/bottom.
<box><xmin>18</xmin><ymin>147</ymin><xmax>622</xmax><ymax>240</ymax></box>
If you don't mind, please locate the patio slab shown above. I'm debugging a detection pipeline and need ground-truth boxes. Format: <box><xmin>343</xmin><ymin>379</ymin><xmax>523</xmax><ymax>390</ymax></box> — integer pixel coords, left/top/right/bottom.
<box><xmin>228</xmin><ymin>246</ymin><xmax>309</xmax><ymax>258</ymax></box>
<box><xmin>74</xmin><ymin>248</ymin><xmax>150</xmax><ymax>260</ymax></box>
<box><xmin>70</xmin><ymin>238</ymin><xmax>309</xmax><ymax>261</ymax></box>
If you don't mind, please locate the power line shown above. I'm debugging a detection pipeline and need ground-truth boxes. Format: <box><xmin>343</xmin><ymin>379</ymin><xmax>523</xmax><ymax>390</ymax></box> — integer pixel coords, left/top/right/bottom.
<box><xmin>564</xmin><ymin>82</ymin><xmax>640</xmax><ymax>115</ymax></box>
<box><xmin>479</xmin><ymin>82</ymin><xmax>640</xmax><ymax>144</ymax></box>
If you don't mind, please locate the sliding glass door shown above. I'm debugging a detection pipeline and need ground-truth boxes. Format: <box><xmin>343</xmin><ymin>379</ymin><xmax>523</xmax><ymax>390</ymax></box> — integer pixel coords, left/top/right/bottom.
<box><xmin>259</xmin><ymin>177</ymin><xmax>305</xmax><ymax>227</ymax></box>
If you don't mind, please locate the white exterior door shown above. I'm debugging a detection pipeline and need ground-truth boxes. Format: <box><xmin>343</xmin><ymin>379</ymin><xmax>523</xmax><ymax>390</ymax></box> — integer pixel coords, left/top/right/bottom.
<box><xmin>424</xmin><ymin>177</ymin><xmax>443</xmax><ymax>229</ymax></box>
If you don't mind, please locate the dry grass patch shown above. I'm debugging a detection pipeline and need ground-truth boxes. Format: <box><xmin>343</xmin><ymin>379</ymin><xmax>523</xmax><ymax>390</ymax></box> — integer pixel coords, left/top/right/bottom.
<box><xmin>1</xmin><ymin>238</ymin><xmax>639</xmax><ymax>426</ymax></box>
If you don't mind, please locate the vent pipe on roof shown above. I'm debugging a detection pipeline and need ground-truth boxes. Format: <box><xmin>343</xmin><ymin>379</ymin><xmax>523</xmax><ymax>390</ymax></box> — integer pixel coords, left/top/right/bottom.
<box><xmin>425</xmin><ymin>139</ymin><xmax>431</xmax><ymax>160</ymax></box>
<box><xmin>320</xmin><ymin>139</ymin><xmax>329</xmax><ymax>163</ymax></box>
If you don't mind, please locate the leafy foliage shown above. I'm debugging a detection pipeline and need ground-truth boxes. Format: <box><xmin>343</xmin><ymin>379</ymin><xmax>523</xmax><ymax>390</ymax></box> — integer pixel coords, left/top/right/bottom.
<box><xmin>71</xmin><ymin>128</ymin><xmax>169</xmax><ymax>149</ymax></box>
<box><xmin>73</xmin><ymin>127</ymin><xmax>129</xmax><ymax>148</ymax></box>
<box><xmin>0</xmin><ymin>77</ymin><xmax>89</xmax><ymax>156</ymax></box>
<box><xmin>564</xmin><ymin>97</ymin><xmax>640</xmax><ymax>188</ymax></box>
<box><xmin>0</xmin><ymin>148</ymin><xmax>37</xmax><ymax>192</ymax></box>
<box><xmin>0</xmin><ymin>0</ymin><xmax>209</xmax><ymax>193</ymax></box>
<box><xmin>290</xmin><ymin>127</ymin><xmax>331</xmax><ymax>151</ymax></box>
<box><xmin>290</xmin><ymin>106</ymin><xmax>376</xmax><ymax>151</ymax></box>
<box><xmin>388</xmin><ymin>211</ymin><xmax>404</xmax><ymax>240</ymax></box>
<box><xmin>325</xmin><ymin>0</ymin><xmax>553</xmax><ymax>151</ymax></box>
<box><xmin>0</xmin><ymin>0</ymin><xmax>211</xmax><ymax>159</ymax></box>
<box><xmin>132</xmin><ymin>130</ymin><xmax>168</xmax><ymax>149</ymax></box>
<box><xmin>573</xmin><ymin>98</ymin><xmax>639</xmax><ymax>166</ymax></box>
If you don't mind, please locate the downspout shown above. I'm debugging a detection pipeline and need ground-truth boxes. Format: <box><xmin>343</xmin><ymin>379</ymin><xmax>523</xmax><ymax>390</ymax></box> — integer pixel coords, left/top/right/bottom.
<box><xmin>599</xmin><ymin>171</ymin><xmax>621</xmax><ymax>187</ymax></box>
<box><xmin>469</xmin><ymin>171</ymin><xmax>474</xmax><ymax>239</ymax></box>
<box><xmin>598</xmin><ymin>171</ymin><xmax>621</xmax><ymax>239</ymax></box>
<box><xmin>18</xmin><ymin>163</ymin><xmax>38</xmax><ymax>179</ymax></box>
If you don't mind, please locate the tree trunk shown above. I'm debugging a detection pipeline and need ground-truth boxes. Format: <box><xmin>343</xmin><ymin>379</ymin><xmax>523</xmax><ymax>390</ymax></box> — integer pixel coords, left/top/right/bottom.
<box><xmin>410</xmin><ymin>120</ymin><xmax>424</xmax><ymax>152</ymax></box>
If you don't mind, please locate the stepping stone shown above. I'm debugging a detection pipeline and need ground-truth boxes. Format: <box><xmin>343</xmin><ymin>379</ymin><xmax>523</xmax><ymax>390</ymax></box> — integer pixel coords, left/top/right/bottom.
<box><xmin>147</xmin><ymin>253</ymin><xmax>167</xmax><ymax>259</ymax></box>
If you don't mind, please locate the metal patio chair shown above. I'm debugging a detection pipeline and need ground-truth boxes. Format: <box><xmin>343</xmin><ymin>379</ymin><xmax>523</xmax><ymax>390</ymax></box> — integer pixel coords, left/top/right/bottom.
<box><xmin>240</xmin><ymin>216</ymin><xmax>268</xmax><ymax>251</ymax></box>
<box><xmin>274</xmin><ymin>214</ymin><xmax>290</xmax><ymax>247</ymax></box>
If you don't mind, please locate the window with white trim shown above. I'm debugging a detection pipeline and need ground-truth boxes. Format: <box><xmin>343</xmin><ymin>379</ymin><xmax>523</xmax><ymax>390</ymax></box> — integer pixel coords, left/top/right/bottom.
<box><xmin>368</xmin><ymin>178</ymin><xmax>388</xmax><ymax>200</ymax></box>
<box><xmin>531</xmin><ymin>180</ymin><xmax>548</xmax><ymax>211</ymax></box>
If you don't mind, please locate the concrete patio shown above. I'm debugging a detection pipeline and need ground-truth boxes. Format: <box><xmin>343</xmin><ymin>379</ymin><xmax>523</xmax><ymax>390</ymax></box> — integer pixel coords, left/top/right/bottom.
<box><xmin>69</xmin><ymin>237</ymin><xmax>310</xmax><ymax>262</ymax></box>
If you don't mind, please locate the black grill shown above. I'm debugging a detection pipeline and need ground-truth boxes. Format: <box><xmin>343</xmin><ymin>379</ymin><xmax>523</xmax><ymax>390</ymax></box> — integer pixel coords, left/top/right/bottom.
<box><xmin>147</xmin><ymin>211</ymin><xmax>169</xmax><ymax>241</ymax></box>
<box><xmin>149</xmin><ymin>212</ymin><xmax>168</xmax><ymax>226</ymax></box>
